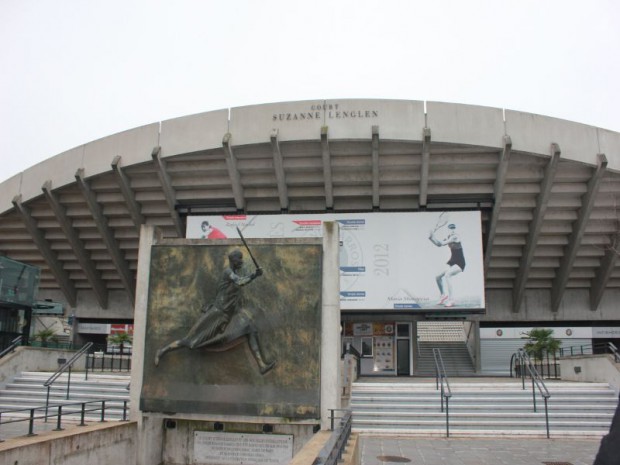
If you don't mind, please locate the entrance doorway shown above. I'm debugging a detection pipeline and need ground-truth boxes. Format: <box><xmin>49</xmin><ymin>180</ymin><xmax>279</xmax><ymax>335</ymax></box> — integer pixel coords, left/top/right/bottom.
<box><xmin>397</xmin><ymin>339</ymin><xmax>410</xmax><ymax>375</ymax></box>
<box><xmin>396</xmin><ymin>323</ymin><xmax>411</xmax><ymax>376</ymax></box>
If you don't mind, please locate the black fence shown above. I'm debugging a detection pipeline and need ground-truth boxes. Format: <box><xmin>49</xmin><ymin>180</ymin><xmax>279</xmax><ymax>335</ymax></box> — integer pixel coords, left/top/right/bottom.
<box><xmin>0</xmin><ymin>399</ymin><xmax>129</xmax><ymax>441</ymax></box>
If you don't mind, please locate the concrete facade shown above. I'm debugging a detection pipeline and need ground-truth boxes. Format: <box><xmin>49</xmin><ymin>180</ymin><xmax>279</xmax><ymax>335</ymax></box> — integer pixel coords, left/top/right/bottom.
<box><xmin>1</xmin><ymin>98</ymin><xmax>619</xmax><ymax>378</ymax></box>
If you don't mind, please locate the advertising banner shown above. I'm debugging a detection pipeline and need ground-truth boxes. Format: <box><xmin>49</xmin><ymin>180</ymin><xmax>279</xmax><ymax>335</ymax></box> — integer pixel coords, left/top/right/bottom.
<box><xmin>187</xmin><ymin>211</ymin><xmax>485</xmax><ymax>312</ymax></box>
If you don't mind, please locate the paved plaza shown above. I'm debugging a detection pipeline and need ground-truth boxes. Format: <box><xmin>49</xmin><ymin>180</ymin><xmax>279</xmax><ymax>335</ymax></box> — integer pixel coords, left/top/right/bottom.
<box><xmin>360</xmin><ymin>435</ymin><xmax>603</xmax><ymax>465</ymax></box>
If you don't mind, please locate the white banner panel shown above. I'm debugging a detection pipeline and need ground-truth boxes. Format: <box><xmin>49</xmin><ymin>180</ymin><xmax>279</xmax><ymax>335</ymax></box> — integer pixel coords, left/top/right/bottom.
<box><xmin>480</xmin><ymin>327</ymin><xmax>593</xmax><ymax>339</ymax></box>
<box><xmin>187</xmin><ymin>212</ymin><xmax>485</xmax><ymax>312</ymax></box>
<box><xmin>77</xmin><ymin>323</ymin><xmax>111</xmax><ymax>334</ymax></box>
<box><xmin>592</xmin><ymin>327</ymin><xmax>620</xmax><ymax>338</ymax></box>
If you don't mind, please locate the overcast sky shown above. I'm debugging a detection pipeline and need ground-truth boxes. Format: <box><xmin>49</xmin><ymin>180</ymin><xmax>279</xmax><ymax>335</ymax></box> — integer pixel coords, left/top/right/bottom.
<box><xmin>1</xmin><ymin>0</ymin><xmax>619</xmax><ymax>183</ymax></box>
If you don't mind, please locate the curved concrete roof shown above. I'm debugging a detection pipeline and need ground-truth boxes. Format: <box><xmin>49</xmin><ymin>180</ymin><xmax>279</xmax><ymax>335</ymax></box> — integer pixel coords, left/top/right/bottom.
<box><xmin>1</xmin><ymin>99</ymin><xmax>619</xmax><ymax>314</ymax></box>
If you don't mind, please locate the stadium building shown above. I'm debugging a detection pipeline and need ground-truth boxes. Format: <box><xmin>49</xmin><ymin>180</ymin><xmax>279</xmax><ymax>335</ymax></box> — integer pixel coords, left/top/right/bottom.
<box><xmin>1</xmin><ymin>99</ymin><xmax>619</xmax><ymax>376</ymax></box>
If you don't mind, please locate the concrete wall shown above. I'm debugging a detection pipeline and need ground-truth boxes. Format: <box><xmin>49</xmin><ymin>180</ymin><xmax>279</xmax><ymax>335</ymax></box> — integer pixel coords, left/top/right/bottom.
<box><xmin>558</xmin><ymin>355</ymin><xmax>620</xmax><ymax>393</ymax></box>
<box><xmin>162</xmin><ymin>420</ymin><xmax>316</xmax><ymax>464</ymax></box>
<box><xmin>3</xmin><ymin>99</ymin><xmax>619</xmax><ymax>217</ymax></box>
<box><xmin>482</xmin><ymin>288</ymin><xmax>620</xmax><ymax>322</ymax></box>
<box><xmin>0</xmin><ymin>422</ymin><xmax>137</xmax><ymax>465</ymax></box>
<box><xmin>0</xmin><ymin>346</ymin><xmax>81</xmax><ymax>387</ymax></box>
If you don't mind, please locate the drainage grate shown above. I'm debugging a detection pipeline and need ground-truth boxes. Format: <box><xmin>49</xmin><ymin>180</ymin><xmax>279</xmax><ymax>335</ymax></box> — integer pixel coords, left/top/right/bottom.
<box><xmin>542</xmin><ymin>462</ymin><xmax>573</xmax><ymax>465</ymax></box>
<box><xmin>377</xmin><ymin>456</ymin><xmax>411</xmax><ymax>463</ymax></box>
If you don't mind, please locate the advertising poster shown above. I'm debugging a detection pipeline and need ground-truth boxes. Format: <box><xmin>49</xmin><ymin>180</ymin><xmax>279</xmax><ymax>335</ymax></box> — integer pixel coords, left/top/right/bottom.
<box><xmin>373</xmin><ymin>336</ymin><xmax>394</xmax><ymax>372</ymax></box>
<box><xmin>187</xmin><ymin>211</ymin><xmax>485</xmax><ymax>312</ymax></box>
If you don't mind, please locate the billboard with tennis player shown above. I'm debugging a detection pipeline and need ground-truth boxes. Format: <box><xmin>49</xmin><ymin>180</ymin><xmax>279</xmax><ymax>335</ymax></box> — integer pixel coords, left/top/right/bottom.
<box><xmin>187</xmin><ymin>211</ymin><xmax>485</xmax><ymax>312</ymax></box>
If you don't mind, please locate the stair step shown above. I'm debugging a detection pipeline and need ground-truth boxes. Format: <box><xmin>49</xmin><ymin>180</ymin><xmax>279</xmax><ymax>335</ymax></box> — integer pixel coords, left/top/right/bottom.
<box><xmin>0</xmin><ymin>371</ymin><xmax>131</xmax><ymax>422</ymax></box>
<box><xmin>350</xmin><ymin>378</ymin><xmax>618</xmax><ymax>438</ymax></box>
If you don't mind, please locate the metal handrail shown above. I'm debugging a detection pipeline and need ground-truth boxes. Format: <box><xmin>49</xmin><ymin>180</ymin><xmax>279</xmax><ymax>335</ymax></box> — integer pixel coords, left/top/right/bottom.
<box><xmin>516</xmin><ymin>349</ymin><xmax>551</xmax><ymax>438</ymax></box>
<box><xmin>610</xmin><ymin>342</ymin><xmax>620</xmax><ymax>362</ymax></box>
<box><xmin>0</xmin><ymin>335</ymin><xmax>22</xmax><ymax>358</ymax></box>
<box><xmin>432</xmin><ymin>348</ymin><xmax>452</xmax><ymax>437</ymax></box>
<box><xmin>344</xmin><ymin>343</ymin><xmax>361</xmax><ymax>358</ymax></box>
<box><xmin>0</xmin><ymin>398</ymin><xmax>129</xmax><ymax>441</ymax></box>
<box><xmin>313</xmin><ymin>410</ymin><xmax>352</xmax><ymax>465</ymax></box>
<box><xmin>43</xmin><ymin>342</ymin><xmax>93</xmax><ymax>419</ymax></box>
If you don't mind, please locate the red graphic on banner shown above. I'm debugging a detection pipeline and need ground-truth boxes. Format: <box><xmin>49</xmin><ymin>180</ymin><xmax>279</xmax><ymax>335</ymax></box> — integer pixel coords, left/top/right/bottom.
<box><xmin>293</xmin><ymin>220</ymin><xmax>322</xmax><ymax>226</ymax></box>
<box><xmin>111</xmin><ymin>324</ymin><xmax>134</xmax><ymax>335</ymax></box>
<box><xmin>222</xmin><ymin>215</ymin><xmax>247</xmax><ymax>221</ymax></box>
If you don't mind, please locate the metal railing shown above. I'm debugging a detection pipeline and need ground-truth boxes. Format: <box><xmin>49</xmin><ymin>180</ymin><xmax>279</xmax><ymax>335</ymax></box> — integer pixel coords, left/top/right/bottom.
<box><xmin>558</xmin><ymin>341</ymin><xmax>619</xmax><ymax>362</ymax></box>
<box><xmin>85</xmin><ymin>351</ymin><xmax>132</xmax><ymax>377</ymax></box>
<box><xmin>432</xmin><ymin>348</ymin><xmax>452</xmax><ymax>437</ymax></box>
<box><xmin>510</xmin><ymin>350</ymin><xmax>560</xmax><ymax>380</ymax></box>
<box><xmin>0</xmin><ymin>399</ymin><xmax>129</xmax><ymax>442</ymax></box>
<box><xmin>510</xmin><ymin>342</ymin><xmax>620</xmax><ymax>380</ymax></box>
<box><xmin>513</xmin><ymin>349</ymin><xmax>551</xmax><ymax>438</ymax></box>
<box><xmin>43</xmin><ymin>342</ymin><xmax>93</xmax><ymax>419</ymax></box>
<box><xmin>0</xmin><ymin>335</ymin><xmax>22</xmax><ymax>359</ymax></box>
<box><xmin>313</xmin><ymin>410</ymin><xmax>352</xmax><ymax>465</ymax></box>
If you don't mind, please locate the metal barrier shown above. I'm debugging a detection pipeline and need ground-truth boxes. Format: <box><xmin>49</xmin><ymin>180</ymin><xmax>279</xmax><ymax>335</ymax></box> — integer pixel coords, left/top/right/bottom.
<box><xmin>0</xmin><ymin>399</ymin><xmax>129</xmax><ymax>442</ymax></box>
<box><xmin>433</xmin><ymin>348</ymin><xmax>452</xmax><ymax>437</ymax></box>
<box><xmin>85</xmin><ymin>351</ymin><xmax>132</xmax><ymax>377</ymax></box>
<box><xmin>313</xmin><ymin>410</ymin><xmax>352</xmax><ymax>465</ymax></box>
<box><xmin>559</xmin><ymin>341</ymin><xmax>620</xmax><ymax>362</ymax></box>
<box><xmin>510</xmin><ymin>350</ymin><xmax>560</xmax><ymax>379</ymax></box>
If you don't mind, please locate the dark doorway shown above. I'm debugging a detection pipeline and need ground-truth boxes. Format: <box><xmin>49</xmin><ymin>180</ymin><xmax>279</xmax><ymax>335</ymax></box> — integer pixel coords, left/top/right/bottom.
<box><xmin>397</xmin><ymin>339</ymin><xmax>410</xmax><ymax>375</ymax></box>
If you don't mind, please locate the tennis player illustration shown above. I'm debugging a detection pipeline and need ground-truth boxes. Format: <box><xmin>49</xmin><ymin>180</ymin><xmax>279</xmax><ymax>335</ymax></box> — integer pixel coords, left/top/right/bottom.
<box><xmin>428</xmin><ymin>213</ymin><xmax>465</xmax><ymax>307</ymax></box>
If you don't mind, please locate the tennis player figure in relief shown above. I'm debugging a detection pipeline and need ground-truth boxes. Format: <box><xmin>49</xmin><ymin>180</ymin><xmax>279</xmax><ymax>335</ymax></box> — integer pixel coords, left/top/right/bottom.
<box><xmin>154</xmin><ymin>248</ymin><xmax>276</xmax><ymax>375</ymax></box>
<box><xmin>428</xmin><ymin>220</ymin><xmax>466</xmax><ymax>308</ymax></box>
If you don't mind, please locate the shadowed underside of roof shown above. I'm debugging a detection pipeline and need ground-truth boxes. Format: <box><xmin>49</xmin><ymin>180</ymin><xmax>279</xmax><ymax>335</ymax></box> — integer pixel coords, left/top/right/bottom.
<box><xmin>0</xmin><ymin>100</ymin><xmax>619</xmax><ymax>313</ymax></box>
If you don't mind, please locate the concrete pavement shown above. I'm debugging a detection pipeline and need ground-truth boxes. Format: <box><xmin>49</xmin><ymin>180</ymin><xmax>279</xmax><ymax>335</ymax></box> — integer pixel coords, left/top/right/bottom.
<box><xmin>360</xmin><ymin>435</ymin><xmax>602</xmax><ymax>465</ymax></box>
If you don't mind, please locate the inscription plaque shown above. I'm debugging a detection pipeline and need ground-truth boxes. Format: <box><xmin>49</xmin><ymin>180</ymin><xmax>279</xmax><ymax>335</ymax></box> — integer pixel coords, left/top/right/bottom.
<box><xmin>194</xmin><ymin>431</ymin><xmax>293</xmax><ymax>465</ymax></box>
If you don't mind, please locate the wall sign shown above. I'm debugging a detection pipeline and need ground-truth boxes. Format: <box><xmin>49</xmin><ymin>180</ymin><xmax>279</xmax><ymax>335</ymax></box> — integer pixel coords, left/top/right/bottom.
<box><xmin>194</xmin><ymin>431</ymin><xmax>293</xmax><ymax>465</ymax></box>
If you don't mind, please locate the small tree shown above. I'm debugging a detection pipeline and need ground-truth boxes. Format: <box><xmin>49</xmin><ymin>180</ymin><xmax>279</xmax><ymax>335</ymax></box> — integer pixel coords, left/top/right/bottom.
<box><xmin>524</xmin><ymin>328</ymin><xmax>561</xmax><ymax>376</ymax></box>
<box><xmin>33</xmin><ymin>328</ymin><xmax>58</xmax><ymax>347</ymax></box>
<box><xmin>108</xmin><ymin>332</ymin><xmax>133</xmax><ymax>355</ymax></box>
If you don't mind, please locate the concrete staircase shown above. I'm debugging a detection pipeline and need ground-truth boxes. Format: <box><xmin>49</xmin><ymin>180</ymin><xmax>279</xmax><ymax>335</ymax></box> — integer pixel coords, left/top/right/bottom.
<box><xmin>0</xmin><ymin>371</ymin><xmax>131</xmax><ymax>421</ymax></box>
<box><xmin>417</xmin><ymin>342</ymin><xmax>475</xmax><ymax>376</ymax></box>
<box><xmin>351</xmin><ymin>379</ymin><xmax>618</xmax><ymax>438</ymax></box>
<box><xmin>416</xmin><ymin>321</ymin><xmax>475</xmax><ymax>376</ymax></box>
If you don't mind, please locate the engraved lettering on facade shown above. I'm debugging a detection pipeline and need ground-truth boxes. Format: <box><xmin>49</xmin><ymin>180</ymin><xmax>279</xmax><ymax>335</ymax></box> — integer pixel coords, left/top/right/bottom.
<box><xmin>271</xmin><ymin>104</ymin><xmax>378</xmax><ymax>122</ymax></box>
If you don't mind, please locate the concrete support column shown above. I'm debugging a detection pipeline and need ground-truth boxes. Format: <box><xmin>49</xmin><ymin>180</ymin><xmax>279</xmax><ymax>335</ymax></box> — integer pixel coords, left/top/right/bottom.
<box><xmin>411</xmin><ymin>320</ymin><xmax>419</xmax><ymax>374</ymax></box>
<box><xmin>473</xmin><ymin>320</ymin><xmax>481</xmax><ymax>373</ymax></box>
<box><xmin>321</xmin><ymin>221</ymin><xmax>341</xmax><ymax>429</ymax></box>
<box><xmin>138</xmin><ymin>415</ymin><xmax>165</xmax><ymax>465</ymax></box>
<box><xmin>131</xmin><ymin>225</ymin><xmax>165</xmax><ymax>465</ymax></box>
